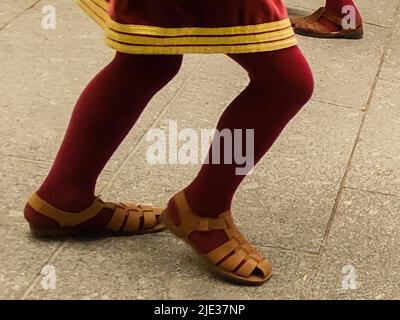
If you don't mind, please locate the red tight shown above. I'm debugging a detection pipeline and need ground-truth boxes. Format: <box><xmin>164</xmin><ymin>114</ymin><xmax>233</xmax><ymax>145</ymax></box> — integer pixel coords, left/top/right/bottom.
<box><xmin>32</xmin><ymin>46</ymin><xmax>313</xmax><ymax>237</ymax></box>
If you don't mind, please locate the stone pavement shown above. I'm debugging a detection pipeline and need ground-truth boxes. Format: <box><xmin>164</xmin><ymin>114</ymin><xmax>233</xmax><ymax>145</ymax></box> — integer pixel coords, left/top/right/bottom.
<box><xmin>1</xmin><ymin>0</ymin><xmax>399</xmax><ymax>299</ymax></box>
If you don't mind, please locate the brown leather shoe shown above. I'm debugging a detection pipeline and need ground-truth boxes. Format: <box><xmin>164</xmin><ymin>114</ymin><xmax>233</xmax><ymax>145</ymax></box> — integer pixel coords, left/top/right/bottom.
<box><xmin>290</xmin><ymin>7</ymin><xmax>363</xmax><ymax>39</ymax></box>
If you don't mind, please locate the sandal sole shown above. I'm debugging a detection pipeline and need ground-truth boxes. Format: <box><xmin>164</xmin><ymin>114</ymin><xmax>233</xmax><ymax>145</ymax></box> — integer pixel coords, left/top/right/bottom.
<box><xmin>294</xmin><ymin>28</ymin><xmax>364</xmax><ymax>39</ymax></box>
<box><xmin>29</xmin><ymin>223</ymin><xmax>167</xmax><ymax>238</ymax></box>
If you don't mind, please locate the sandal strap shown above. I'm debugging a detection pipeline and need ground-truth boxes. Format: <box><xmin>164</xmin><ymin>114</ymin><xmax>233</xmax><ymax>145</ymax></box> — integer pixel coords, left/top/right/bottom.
<box><xmin>206</xmin><ymin>238</ymin><xmax>241</xmax><ymax>263</ymax></box>
<box><xmin>172</xmin><ymin>191</ymin><xmax>269</xmax><ymax>278</ymax></box>
<box><xmin>310</xmin><ymin>7</ymin><xmax>326</xmax><ymax>21</ymax></box>
<box><xmin>294</xmin><ymin>7</ymin><xmax>359</xmax><ymax>33</ymax></box>
<box><xmin>206</xmin><ymin>239</ymin><xmax>268</xmax><ymax>277</ymax></box>
<box><xmin>293</xmin><ymin>7</ymin><xmax>342</xmax><ymax>33</ymax></box>
<box><xmin>29</xmin><ymin>193</ymin><xmax>161</xmax><ymax>232</ymax></box>
<box><xmin>323</xmin><ymin>10</ymin><xmax>344</xmax><ymax>26</ymax></box>
<box><xmin>293</xmin><ymin>7</ymin><xmax>325</xmax><ymax>26</ymax></box>
<box><xmin>106</xmin><ymin>202</ymin><xmax>161</xmax><ymax>232</ymax></box>
<box><xmin>138</xmin><ymin>204</ymin><xmax>158</xmax><ymax>229</ymax></box>
<box><xmin>173</xmin><ymin>191</ymin><xmax>229</xmax><ymax>237</ymax></box>
<box><xmin>28</xmin><ymin>193</ymin><xmax>104</xmax><ymax>227</ymax></box>
<box><xmin>106</xmin><ymin>205</ymin><xmax>132</xmax><ymax>231</ymax></box>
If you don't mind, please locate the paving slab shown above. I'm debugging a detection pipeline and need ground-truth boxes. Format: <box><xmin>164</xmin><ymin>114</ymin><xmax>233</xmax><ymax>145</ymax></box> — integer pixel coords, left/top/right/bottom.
<box><xmin>295</xmin><ymin>24</ymin><xmax>389</xmax><ymax>110</ymax></box>
<box><xmin>346</xmin><ymin>80</ymin><xmax>400</xmax><ymax>196</ymax></box>
<box><xmin>1</xmin><ymin>0</ymin><xmax>39</xmax><ymax>28</ymax></box>
<box><xmin>0</xmin><ymin>222</ymin><xmax>62</xmax><ymax>299</ymax></box>
<box><xmin>23</xmin><ymin>234</ymin><xmax>318</xmax><ymax>300</ymax></box>
<box><xmin>0</xmin><ymin>156</ymin><xmax>50</xmax><ymax>217</ymax></box>
<box><xmin>380</xmin><ymin>19</ymin><xmax>400</xmax><ymax>83</ymax></box>
<box><xmin>311</xmin><ymin>188</ymin><xmax>400</xmax><ymax>299</ymax></box>
<box><xmin>0</xmin><ymin>152</ymin><xmax>110</xmax><ymax>300</ymax></box>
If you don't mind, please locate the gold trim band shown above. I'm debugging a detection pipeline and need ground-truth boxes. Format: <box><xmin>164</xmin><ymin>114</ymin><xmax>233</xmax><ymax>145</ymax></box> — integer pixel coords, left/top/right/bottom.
<box><xmin>77</xmin><ymin>0</ymin><xmax>297</xmax><ymax>54</ymax></box>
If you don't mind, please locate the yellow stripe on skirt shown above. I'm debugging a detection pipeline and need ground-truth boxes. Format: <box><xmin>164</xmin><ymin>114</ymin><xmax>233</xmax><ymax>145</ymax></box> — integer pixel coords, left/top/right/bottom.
<box><xmin>77</xmin><ymin>0</ymin><xmax>298</xmax><ymax>54</ymax></box>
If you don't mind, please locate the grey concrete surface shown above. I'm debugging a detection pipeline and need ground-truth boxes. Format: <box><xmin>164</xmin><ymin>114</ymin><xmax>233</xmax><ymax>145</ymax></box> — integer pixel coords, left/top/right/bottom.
<box><xmin>346</xmin><ymin>80</ymin><xmax>400</xmax><ymax>195</ymax></box>
<box><xmin>311</xmin><ymin>188</ymin><xmax>400</xmax><ymax>299</ymax></box>
<box><xmin>1</xmin><ymin>0</ymin><xmax>400</xmax><ymax>299</ymax></box>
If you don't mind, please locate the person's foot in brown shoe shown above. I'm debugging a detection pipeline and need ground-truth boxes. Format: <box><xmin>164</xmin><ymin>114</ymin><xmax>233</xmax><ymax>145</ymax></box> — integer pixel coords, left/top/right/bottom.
<box><xmin>24</xmin><ymin>193</ymin><xmax>165</xmax><ymax>238</ymax></box>
<box><xmin>290</xmin><ymin>1</ymin><xmax>363</xmax><ymax>39</ymax></box>
<box><xmin>161</xmin><ymin>191</ymin><xmax>272</xmax><ymax>285</ymax></box>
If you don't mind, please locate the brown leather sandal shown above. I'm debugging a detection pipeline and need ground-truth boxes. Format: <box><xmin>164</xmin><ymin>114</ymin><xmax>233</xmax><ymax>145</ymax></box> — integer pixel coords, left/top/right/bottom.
<box><xmin>26</xmin><ymin>193</ymin><xmax>166</xmax><ymax>237</ymax></box>
<box><xmin>161</xmin><ymin>191</ymin><xmax>272</xmax><ymax>285</ymax></box>
<box><xmin>291</xmin><ymin>7</ymin><xmax>364</xmax><ymax>39</ymax></box>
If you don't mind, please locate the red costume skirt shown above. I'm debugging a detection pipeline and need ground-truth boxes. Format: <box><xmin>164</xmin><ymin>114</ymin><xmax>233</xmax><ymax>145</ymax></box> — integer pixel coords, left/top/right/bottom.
<box><xmin>77</xmin><ymin>0</ymin><xmax>297</xmax><ymax>54</ymax></box>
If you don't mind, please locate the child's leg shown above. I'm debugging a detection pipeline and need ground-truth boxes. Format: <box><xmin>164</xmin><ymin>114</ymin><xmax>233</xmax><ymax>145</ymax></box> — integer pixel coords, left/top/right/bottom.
<box><xmin>167</xmin><ymin>46</ymin><xmax>314</xmax><ymax>253</ymax></box>
<box><xmin>34</xmin><ymin>52</ymin><xmax>182</xmax><ymax>215</ymax></box>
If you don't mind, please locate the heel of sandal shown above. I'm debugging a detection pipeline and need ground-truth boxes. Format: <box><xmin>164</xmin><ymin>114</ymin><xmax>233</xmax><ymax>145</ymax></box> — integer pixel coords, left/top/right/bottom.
<box><xmin>343</xmin><ymin>25</ymin><xmax>364</xmax><ymax>39</ymax></box>
<box><xmin>160</xmin><ymin>210</ymin><xmax>185</xmax><ymax>239</ymax></box>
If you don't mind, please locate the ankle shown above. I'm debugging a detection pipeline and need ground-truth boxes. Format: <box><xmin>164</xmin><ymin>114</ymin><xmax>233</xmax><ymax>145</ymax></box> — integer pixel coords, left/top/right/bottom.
<box><xmin>325</xmin><ymin>0</ymin><xmax>355</xmax><ymax>14</ymax></box>
<box><xmin>319</xmin><ymin>2</ymin><xmax>362</xmax><ymax>32</ymax></box>
<box><xmin>183</xmin><ymin>187</ymin><xmax>231</xmax><ymax>219</ymax></box>
<box><xmin>36</xmin><ymin>185</ymin><xmax>95</xmax><ymax>213</ymax></box>
<box><xmin>325</xmin><ymin>1</ymin><xmax>361</xmax><ymax>20</ymax></box>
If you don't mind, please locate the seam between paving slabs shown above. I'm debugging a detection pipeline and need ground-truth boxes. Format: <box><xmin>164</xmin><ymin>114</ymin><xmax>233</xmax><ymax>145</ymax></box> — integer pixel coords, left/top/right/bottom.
<box><xmin>310</xmin><ymin>98</ymin><xmax>365</xmax><ymax>110</ymax></box>
<box><xmin>0</xmin><ymin>154</ymin><xmax>114</xmax><ymax>177</ymax></box>
<box><xmin>21</xmin><ymin>242</ymin><xmax>67</xmax><ymax>299</ymax></box>
<box><xmin>318</xmin><ymin>2</ymin><xmax>400</xmax><ymax>254</ymax></box>
<box><xmin>306</xmin><ymin>2</ymin><xmax>400</xmax><ymax>299</ymax></box>
<box><xmin>344</xmin><ymin>186</ymin><xmax>400</xmax><ymax>201</ymax></box>
<box><xmin>0</xmin><ymin>154</ymin><xmax>51</xmax><ymax>166</ymax></box>
<box><xmin>0</xmin><ymin>0</ymin><xmax>42</xmax><ymax>32</ymax></box>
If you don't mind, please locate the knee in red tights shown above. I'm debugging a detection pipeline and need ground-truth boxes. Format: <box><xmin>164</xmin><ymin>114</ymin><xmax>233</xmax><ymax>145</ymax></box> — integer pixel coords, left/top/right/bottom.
<box><xmin>239</xmin><ymin>48</ymin><xmax>314</xmax><ymax>118</ymax></box>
